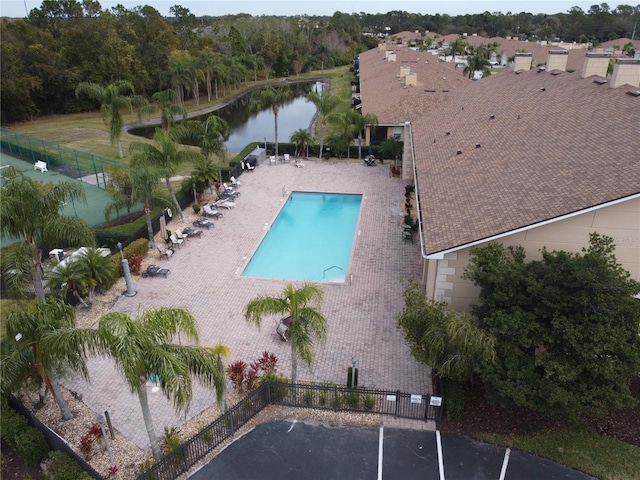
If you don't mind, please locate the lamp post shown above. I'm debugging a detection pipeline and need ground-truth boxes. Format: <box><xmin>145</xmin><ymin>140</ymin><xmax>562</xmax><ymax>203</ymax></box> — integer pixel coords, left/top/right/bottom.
<box><xmin>117</xmin><ymin>242</ymin><xmax>137</xmax><ymax>297</ymax></box>
<box><xmin>96</xmin><ymin>414</ymin><xmax>115</xmax><ymax>464</ymax></box>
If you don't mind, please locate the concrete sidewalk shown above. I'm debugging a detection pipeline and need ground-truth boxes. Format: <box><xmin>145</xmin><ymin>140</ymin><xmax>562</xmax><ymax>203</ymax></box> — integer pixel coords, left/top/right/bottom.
<box><xmin>64</xmin><ymin>158</ymin><xmax>430</xmax><ymax>451</ymax></box>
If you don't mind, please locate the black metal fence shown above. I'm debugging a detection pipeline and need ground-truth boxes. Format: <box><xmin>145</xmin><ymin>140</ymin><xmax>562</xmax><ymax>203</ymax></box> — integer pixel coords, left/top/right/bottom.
<box><xmin>136</xmin><ymin>381</ymin><xmax>442</xmax><ymax>480</ymax></box>
<box><xmin>0</xmin><ymin>128</ymin><xmax>120</xmax><ymax>188</ymax></box>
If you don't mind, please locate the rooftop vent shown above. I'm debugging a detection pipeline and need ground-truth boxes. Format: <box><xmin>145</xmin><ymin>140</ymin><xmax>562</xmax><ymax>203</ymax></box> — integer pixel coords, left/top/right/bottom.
<box><xmin>537</xmin><ymin>66</ymin><xmax>546</xmax><ymax>73</ymax></box>
<box><xmin>445</xmin><ymin>131</ymin><xmax>451</xmax><ymax>136</ymax></box>
<box><xmin>593</xmin><ymin>78</ymin><xmax>608</xmax><ymax>85</ymax></box>
<box><xmin>541</xmin><ymin>87</ymin><xmax>546</xmax><ymax>91</ymax></box>
<box><xmin>550</xmin><ymin>70</ymin><xmax>562</xmax><ymax>76</ymax></box>
<box><xmin>456</xmin><ymin>149</ymin><xmax>463</xmax><ymax>155</ymax></box>
<box><xmin>424</xmin><ymin>89</ymin><xmax>436</xmax><ymax>92</ymax></box>
<box><xmin>627</xmin><ymin>90</ymin><xmax>640</xmax><ymax>97</ymax></box>
<box><xmin>475</xmin><ymin>143</ymin><xmax>481</xmax><ymax>148</ymax></box>
<box><xmin>489</xmin><ymin>114</ymin><xmax>495</xmax><ymax>119</ymax></box>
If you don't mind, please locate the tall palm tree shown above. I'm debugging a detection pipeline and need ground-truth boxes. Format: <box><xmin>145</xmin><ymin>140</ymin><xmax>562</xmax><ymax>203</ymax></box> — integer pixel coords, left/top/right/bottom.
<box><xmin>244</xmin><ymin>283</ymin><xmax>327</xmax><ymax>384</ymax></box>
<box><xmin>251</xmin><ymin>86</ymin><xmax>294</xmax><ymax>159</ymax></box>
<box><xmin>75</xmin><ymin>80</ymin><xmax>147</xmax><ymax>158</ymax></box>
<box><xmin>307</xmin><ymin>91</ymin><xmax>342</xmax><ymax>159</ymax></box>
<box><xmin>377</xmin><ymin>137</ymin><xmax>404</xmax><ymax>168</ymax></box>
<box><xmin>129</xmin><ymin>128</ymin><xmax>202</xmax><ymax>223</ymax></box>
<box><xmin>1</xmin><ymin>298</ymin><xmax>89</xmax><ymax>420</ymax></box>
<box><xmin>458</xmin><ymin>53</ymin><xmax>492</xmax><ymax>80</ymax></box>
<box><xmin>132</xmin><ymin>163</ymin><xmax>169</xmax><ymax>248</ymax></box>
<box><xmin>0</xmin><ymin>166</ymin><xmax>96</xmax><ymax>300</ymax></box>
<box><xmin>336</xmin><ymin>110</ymin><xmax>379</xmax><ymax>160</ymax></box>
<box><xmin>179</xmin><ymin>116</ymin><xmax>230</xmax><ymax>182</ymax></box>
<box><xmin>74</xmin><ymin>307</ymin><xmax>229</xmax><ymax>460</ymax></box>
<box><xmin>190</xmin><ymin>157</ymin><xmax>219</xmax><ymax>196</ymax></box>
<box><xmin>289</xmin><ymin>128</ymin><xmax>313</xmax><ymax>157</ymax></box>
<box><xmin>139</xmin><ymin>89</ymin><xmax>187</xmax><ymax>131</ymax></box>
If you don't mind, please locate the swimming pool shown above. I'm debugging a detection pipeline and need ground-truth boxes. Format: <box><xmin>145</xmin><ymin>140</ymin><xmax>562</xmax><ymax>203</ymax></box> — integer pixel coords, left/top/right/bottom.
<box><xmin>242</xmin><ymin>192</ymin><xmax>362</xmax><ymax>282</ymax></box>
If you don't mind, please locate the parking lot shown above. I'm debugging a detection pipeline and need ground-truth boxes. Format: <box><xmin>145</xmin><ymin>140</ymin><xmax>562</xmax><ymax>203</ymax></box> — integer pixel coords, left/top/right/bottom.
<box><xmin>189</xmin><ymin>421</ymin><xmax>596</xmax><ymax>480</ymax></box>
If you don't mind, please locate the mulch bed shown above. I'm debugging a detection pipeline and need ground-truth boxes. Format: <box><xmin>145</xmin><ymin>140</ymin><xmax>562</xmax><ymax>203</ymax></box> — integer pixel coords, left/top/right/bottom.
<box><xmin>438</xmin><ymin>378</ymin><xmax>640</xmax><ymax>447</ymax></box>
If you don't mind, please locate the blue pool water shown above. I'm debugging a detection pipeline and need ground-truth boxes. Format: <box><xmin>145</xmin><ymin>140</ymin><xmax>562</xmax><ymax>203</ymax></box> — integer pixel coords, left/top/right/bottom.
<box><xmin>242</xmin><ymin>192</ymin><xmax>362</xmax><ymax>282</ymax></box>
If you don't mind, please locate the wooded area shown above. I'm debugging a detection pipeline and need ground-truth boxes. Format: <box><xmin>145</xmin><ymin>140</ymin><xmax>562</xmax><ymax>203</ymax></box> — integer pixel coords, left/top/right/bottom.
<box><xmin>1</xmin><ymin>1</ymin><xmax>638</xmax><ymax>124</ymax></box>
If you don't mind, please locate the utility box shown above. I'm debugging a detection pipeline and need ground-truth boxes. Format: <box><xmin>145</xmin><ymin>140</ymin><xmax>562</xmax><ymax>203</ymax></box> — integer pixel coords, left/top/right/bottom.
<box><xmin>243</xmin><ymin>147</ymin><xmax>267</xmax><ymax>167</ymax></box>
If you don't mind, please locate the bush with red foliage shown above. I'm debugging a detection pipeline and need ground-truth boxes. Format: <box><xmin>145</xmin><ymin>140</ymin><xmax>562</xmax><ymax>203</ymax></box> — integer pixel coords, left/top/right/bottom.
<box><xmin>226</xmin><ymin>352</ymin><xmax>279</xmax><ymax>393</ymax></box>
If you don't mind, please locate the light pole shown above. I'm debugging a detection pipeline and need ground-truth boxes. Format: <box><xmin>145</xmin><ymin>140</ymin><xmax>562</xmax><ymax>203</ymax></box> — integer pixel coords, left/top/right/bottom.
<box><xmin>117</xmin><ymin>242</ymin><xmax>137</xmax><ymax>297</ymax></box>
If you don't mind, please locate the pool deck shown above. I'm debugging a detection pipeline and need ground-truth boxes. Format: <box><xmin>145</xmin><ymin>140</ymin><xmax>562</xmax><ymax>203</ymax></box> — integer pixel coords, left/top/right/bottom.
<box><xmin>64</xmin><ymin>158</ymin><xmax>430</xmax><ymax>451</ymax></box>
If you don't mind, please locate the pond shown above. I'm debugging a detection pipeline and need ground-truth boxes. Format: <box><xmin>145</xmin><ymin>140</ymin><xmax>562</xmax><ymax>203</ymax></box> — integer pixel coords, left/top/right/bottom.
<box><xmin>128</xmin><ymin>81</ymin><xmax>325</xmax><ymax>154</ymax></box>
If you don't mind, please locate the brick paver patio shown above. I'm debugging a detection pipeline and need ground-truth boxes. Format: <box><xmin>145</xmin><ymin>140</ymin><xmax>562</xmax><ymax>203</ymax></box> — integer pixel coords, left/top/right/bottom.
<box><xmin>64</xmin><ymin>158</ymin><xmax>431</xmax><ymax>451</ymax></box>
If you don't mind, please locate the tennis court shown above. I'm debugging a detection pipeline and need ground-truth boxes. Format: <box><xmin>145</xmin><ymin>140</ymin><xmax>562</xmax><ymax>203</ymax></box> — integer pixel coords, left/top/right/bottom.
<box><xmin>0</xmin><ymin>152</ymin><xmax>132</xmax><ymax>248</ymax></box>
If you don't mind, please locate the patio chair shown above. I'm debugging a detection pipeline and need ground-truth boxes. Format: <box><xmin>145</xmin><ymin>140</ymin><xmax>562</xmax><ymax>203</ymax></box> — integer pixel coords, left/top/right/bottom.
<box><xmin>157</xmin><ymin>245</ymin><xmax>174</xmax><ymax>260</ymax></box>
<box><xmin>295</xmin><ymin>158</ymin><xmax>305</xmax><ymax>168</ymax></box>
<box><xmin>213</xmin><ymin>199</ymin><xmax>235</xmax><ymax>209</ymax></box>
<box><xmin>175</xmin><ymin>229</ymin><xmax>189</xmax><ymax>242</ymax></box>
<box><xmin>283</xmin><ymin>153</ymin><xmax>290</xmax><ymax>163</ymax></box>
<box><xmin>203</xmin><ymin>204</ymin><xmax>223</xmax><ymax>218</ymax></box>
<box><xmin>194</xmin><ymin>217</ymin><xmax>214</xmax><ymax>229</ymax></box>
<box><xmin>142</xmin><ymin>265</ymin><xmax>170</xmax><ymax>278</ymax></box>
<box><xmin>230</xmin><ymin>176</ymin><xmax>241</xmax><ymax>188</ymax></box>
<box><xmin>222</xmin><ymin>183</ymin><xmax>240</xmax><ymax>197</ymax></box>
<box><xmin>269</xmin><ymin>155</ymin><xmax>276</xmax><ymax>165</ymax></box>
<box><xmin>169</xmin><ymin>233</ymin><xmax>184</xmax><ymax>248</ymax></box>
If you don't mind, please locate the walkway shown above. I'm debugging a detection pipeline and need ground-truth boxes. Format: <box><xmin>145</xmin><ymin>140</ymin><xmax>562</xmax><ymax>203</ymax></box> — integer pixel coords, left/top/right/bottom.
<box><xmin>64</xmin><ymin>158</ymin><xmax>429</xmax><ymax>451</ymax></box>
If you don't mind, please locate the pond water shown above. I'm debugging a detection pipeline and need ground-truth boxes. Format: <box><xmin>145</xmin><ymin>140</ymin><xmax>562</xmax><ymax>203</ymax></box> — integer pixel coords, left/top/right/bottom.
<box><xmin>129</xmin><ymin>81</ymin><xmax>324</xmax><ymax>153</ymax></box>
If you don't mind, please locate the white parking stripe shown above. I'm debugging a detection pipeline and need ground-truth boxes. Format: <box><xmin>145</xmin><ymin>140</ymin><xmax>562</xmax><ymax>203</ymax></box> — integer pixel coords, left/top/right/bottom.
<box><xmin>436</xmin><ymin>430</ymin><xmax>445</xmax><ymax>480</ymax></box>
<box><xmin>499</xmin><ymin>448</ymin><xmax>511</xmax><ymax>480</ymax></box>
<box><xmin>378</xmin><ymin>426</ymin><xmax>384</xmax><ymax>480</ymax></box>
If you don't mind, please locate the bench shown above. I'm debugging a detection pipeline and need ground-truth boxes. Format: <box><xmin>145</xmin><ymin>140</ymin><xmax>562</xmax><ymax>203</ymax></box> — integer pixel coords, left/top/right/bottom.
<box><xmin>34</xmin><ymin>160</ymin><xmax>48</xmax><ymax>172</ymax></box>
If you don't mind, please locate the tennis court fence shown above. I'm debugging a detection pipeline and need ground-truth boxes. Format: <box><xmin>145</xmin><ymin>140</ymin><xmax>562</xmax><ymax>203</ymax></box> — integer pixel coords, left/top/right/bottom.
<box><xmin>0</xmin><ymin>128</ymin><xmax>120</xmax><ymax>188</ymax></box>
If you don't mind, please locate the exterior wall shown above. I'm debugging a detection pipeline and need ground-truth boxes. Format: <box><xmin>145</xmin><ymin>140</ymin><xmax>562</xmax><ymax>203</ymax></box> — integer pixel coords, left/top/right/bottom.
<box><xmin>581</xmin><ymin>53</ymin><xmax>611</xmax><ymax>78</ymax></box>
<box><xmin>547</xmin><ymin>51</ymin><xmax>568</xmax><ymax>71</ymax></box>
<box><xmin>513</xmin><ymin>53</ymin><xmax>532</xmax><ymax>71</ymax></box>
<box><xmin>428</xmin><ymin>198</ymin><xmax>640</xmax><ymax>311</ymax></box>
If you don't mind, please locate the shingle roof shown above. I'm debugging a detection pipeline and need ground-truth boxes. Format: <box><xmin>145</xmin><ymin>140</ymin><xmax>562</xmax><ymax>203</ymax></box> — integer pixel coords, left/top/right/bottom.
<box><xmin>410</xmin><ymin>69</ymin><xmax>640</xmax><ymax>255</ymax></box>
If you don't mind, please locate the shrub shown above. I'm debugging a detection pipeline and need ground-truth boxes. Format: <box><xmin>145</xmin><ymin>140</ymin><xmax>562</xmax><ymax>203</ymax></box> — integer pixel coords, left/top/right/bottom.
<box><xmin>123</xmin><ymin>238</ymin><xmax>149</xmax><ymax>258</ymax></box>
<box><xmin>302</xmin><ymin>389</ymin><xmax>316</xmax><ymax>405</ymax></box>
<box><xmin>162</xmin><ymin>426</ymin><xmax>182</xmax><ymax>456</ymax></box>
<box><xmin>260</xmin><ymin>371</ymin><xmax>289</xmax><ymax>402</ymax></box>
<box><xmin>127</xmin><ymin>254</ymin><xmax>144</xmax><ymax>275</ymax></box>
<box><xmin>43</xmin><ymin>451</ymin><xmax>87</xmax><ymax>480</ymax></box>
<box><xmin>0</xmin><ymin>400</ymin><xmax>30</xmax><ymax>448</ymax></box>
<box><xmin>363</xmin><ymin>394</ymin><xmax>376</xmax><ymax>411</ymax></box>
<box><xmin>192</xmin><ymin>204</ymin><xmax>201</xmax><ymax>214</ymax></box>
<box><xmin>15</xmin><ymin>428</ymin><xmax>49</xmax><ymax>465</ymax></box>
<box><xmin>226</xmin><ymin>352</ymin><xmax>279</xmax><ymax>393</ymax></box>
<box><xmin>79</xmin><ymin>433</ymin><xmax>94</xmax><ymax>460</ymax></box>
<box><xmin>344</xmin><ymin>391</ymin><xmax>360</xmax><ymax>409</ymax></box>
<box><xmin>444</xmin><ymin>380</ymin><xmax>465</xmax><ymax>420</ymax></box>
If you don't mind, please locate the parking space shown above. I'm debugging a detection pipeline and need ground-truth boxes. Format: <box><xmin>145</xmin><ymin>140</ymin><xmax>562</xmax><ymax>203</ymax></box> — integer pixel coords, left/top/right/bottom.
<box><xmin>188</xmin><ymin>420</ymin><xmax>597</xmax><ymax>480</ymax></box>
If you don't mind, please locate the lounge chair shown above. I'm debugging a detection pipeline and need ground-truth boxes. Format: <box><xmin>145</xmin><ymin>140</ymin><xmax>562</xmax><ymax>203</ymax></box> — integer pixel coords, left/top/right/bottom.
<box><xmin>230</xmin><ymin>176</ymin><xmax>241</xmax><ymax>188</ymax></box>
<box><xmin>269</xmin><ymin>155</ymin><xmax>276</xmax><ymax>165</ymax></box>
<box><xmin>295</xmin><ymin>158</ymin><xmax>305</xmax><ymax>168</ymax></box>
<box><xmin>194</xmin><ymin>217</ymin><xmax>214</xmax><ymax>229</ymax></box>
<box><xmin>183</xmin><ymin>227</ymin><xmax>203</xmax><ymax>238</ymax></box>
<box><xmin>142</xmin><ymin>265</ymin><xmax>170</xmax><ymax>278</ymax></box>
<box><xmin>245</xmin><ymin>161</ymin><xmax>255</xmax><ymax>171</ymax></box>
<box><xmin>203</xmin><ymin>204</ymin><xmax>223</xmax><ymax>218</ymax></box>
<box><xmin>213</xmin><ymin>199</ymin><xmax>235</xmax><ymax>209</ymax></box>
<box><xmin>222</xmin><ymin>183</ymin><xmax>240</xmax><ymax>197</ymax></box>
<box><xmin>34</xmin><ymin>160</ymin><xmax>48</xmax><ymax>172</ymax></box>
<box><xmin>169</xmin><ymin>234</ymin><xmax>184</xmax><ymax>248</ymax></box>
<box><xmin>157</xmin><ymin>245</ymin><xmax>174</xmax><ymax>260</ymax></box>
<box><xmin>283</xmin><ymin>153</ymin><xmax>290</xmax><ymax>163</ymax></box>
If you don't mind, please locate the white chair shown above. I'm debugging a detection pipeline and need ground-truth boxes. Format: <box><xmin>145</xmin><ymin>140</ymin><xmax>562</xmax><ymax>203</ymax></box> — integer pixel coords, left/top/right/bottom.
<box><xmin>34</xmin><ymin>160</ymin><xmax>48</xmax><ymax>172</ymax></box>
<box><xmin>230</xmin><ymin>176</ymin><xmax>241</xmax><ymax>188</ymax></box>
<box><xmin>203</xmin><ymin>204</ymin><xmax>223</xmax><ymax>218</ymax></box>
<box><xmin>169</xmin><ymin>234</ymin><xmax>184</xmax><ymax>248</ymax></box>
<box><xmin>295</xmin><ymin>158</ymin><xmax>305</xmax><ymax>168</ymax></box>
<box><xmin>213</xmin><ymin>199</ymin><xmax>235</xmax><ymax>209</ymax></box>
<box><xmin>269</xmin><ymin>155</ymin><xmax>276</xmax><ymax>165</ymax></box>
<box><xmin>283</xmin><ymin>153</ymin><xmax>290</xmax><ymax>163</ymax></box>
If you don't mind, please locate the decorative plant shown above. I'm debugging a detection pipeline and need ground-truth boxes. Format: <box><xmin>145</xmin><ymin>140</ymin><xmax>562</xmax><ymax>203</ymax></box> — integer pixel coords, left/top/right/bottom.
<box><xmin>225</xmin><ymin>352</ymin><xmax>279</xmax><ymax>393</ymax></box>
<box><xmin>79</xmin><ymin>434</ymin><xmax>94</xmax><ymax>460</ymax></box>
<box><xmin>192</xmin><ymin>204</ymin><xmax>201</xmax><ymax>214</ymax></box>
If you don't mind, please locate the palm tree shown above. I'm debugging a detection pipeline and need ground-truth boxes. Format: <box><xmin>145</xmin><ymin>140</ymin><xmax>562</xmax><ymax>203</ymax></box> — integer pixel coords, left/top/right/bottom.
<box><xmin>333</xmin><ymin>110</ymin><xmax>379</xmax><ymax>160</ymax></box>
<box><xmin>377</xmin><ymin>137</ymin><xmax>404</xmax><ymax>168</ymax></box>
<box><xmin>458</xmin><ymin>53</ymin><xmax>492</xmax><ymax>80</ymax></box>
<box><xmin>307</xmin><ymin>91</ymin><xmax>342</xmax><ymax>159</ymax></box>
<box><xmin>1</xmin><ymin>298</ymin><xmax>89</xmax><ymax>420</ymax></box>
<box><xmin>179</xmin><ymin>116</ymin><xmax>230</xmax><ymax>182</ymax></box>
<box><xmin>0</xmin><ymin>166</ymin><xmax>96</xmax><ymax>300</ymax></box>
<box><xmin>251</xmin><ymin>86</ymin><xmax>294</xmax><ymax>159</ymax></box>
<box><xmin>190</xmin><ymin>157</ymin><xmax>219</xmax><ymax>196</ymax></box>
<box><xmin>244</xmin><ymin>283</ymin><xmax>327</xmax><ymax>384</ymax></box>
<box><xmin>46</xmin><ymin>247</ymin><xmax>116</xmax><ymax>307</ymax></box>
<box><xmin>139</xmin><ymin>89</ymin><xmax>187</xmax><ymax>131</ymax></box>
<box><xmin>129</xmin><ymin>128</ymin><xmax>202</xmax><ymax>223</ymax></box>
<box><xmin>85</xmin><ymin>308</ymin><xmax>229</xmax><ymax>459</ymax></box>
<box><xmin>75</xmin><ymin>80</ymin><xmax>147</xmax><ymax>158</ymax></box>
<box><xmin>289</xmin><ymin>128</ymin><xmax>313</xmax><ymax>157</ymax></box>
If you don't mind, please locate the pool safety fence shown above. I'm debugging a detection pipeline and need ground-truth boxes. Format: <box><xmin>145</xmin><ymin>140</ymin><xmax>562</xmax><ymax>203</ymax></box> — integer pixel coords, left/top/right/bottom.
<box><xmin>136</xmin><ymin>381</ymin><xmax>442</xmax><ymax>480</ymax></box>
<box><xmin>0</xmin><ymin>128</ymin><xmax>120</xmax><ymax>188</ymax></box>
